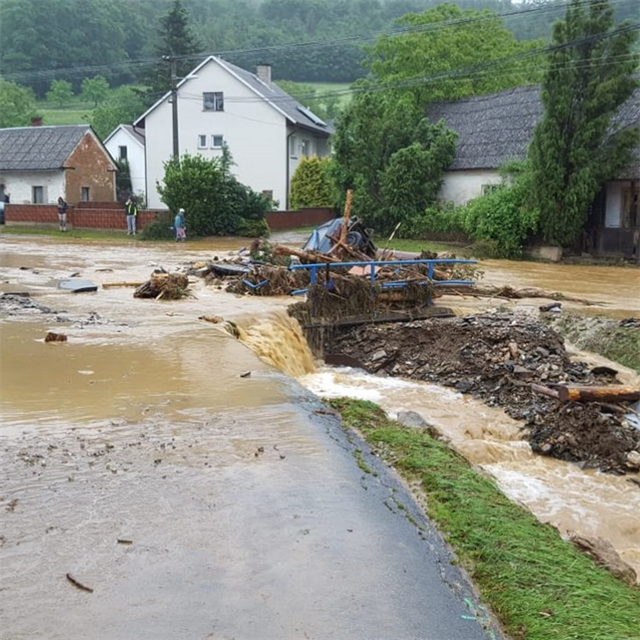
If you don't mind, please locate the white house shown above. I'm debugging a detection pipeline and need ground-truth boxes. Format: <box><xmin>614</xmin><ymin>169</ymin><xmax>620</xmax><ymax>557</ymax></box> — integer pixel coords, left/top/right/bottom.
<box><xmin>0</xmin><ymin>123</ymin><xmax>117</xmax><ymax>205</ymax></box>
<box><xmin>427</xmin><ymin>84</ymin><xmax>640</xmax><ymax>256</ymax></box>
<box><xmin>134</xmin><ymin>56</ymin><xmax>332</xmax><ymax>210</ymax></box>
<box><xmin>103</xmin><ymin>124</ymin><xmax>146</xmax><ymax>200</ymax></box>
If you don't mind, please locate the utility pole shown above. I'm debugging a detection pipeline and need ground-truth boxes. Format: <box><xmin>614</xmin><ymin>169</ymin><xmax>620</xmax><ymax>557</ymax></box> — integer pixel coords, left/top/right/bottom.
<box><xmin>163</xmin><ymin>55</ymin><xmax>179</xmax><ymax>159</ymax></box>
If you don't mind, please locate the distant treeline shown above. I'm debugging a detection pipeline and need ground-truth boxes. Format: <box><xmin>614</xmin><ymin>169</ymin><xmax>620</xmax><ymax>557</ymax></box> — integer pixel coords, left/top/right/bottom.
<box><xmin>1</xmin><ymin>0</ymin><xmax>637</xmax><ymax>95</ymax></box>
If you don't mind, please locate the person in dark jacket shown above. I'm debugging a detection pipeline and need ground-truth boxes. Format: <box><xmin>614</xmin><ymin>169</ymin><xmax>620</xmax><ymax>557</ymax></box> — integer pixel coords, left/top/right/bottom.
<box><xmin>125</xmin><ymin>197</ymin><xmax>138</xmax><ymax>235</ymax></box>
<box><xmin>57</xmin><ymin>197</ymin><xmax>68</xmax><ymax>232</ymax></box>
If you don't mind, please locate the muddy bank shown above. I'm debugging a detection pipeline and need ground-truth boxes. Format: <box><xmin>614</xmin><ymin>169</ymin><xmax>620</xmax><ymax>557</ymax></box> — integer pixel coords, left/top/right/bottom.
<box><xmin>327</xmin><ymin>312</ymin><xmax>640</xmax><ymax>473</ymax></box>
<box><xmin>543</xmin><ymin>312</ymin><xmax>640</xmax><ymax>373</ymax></box>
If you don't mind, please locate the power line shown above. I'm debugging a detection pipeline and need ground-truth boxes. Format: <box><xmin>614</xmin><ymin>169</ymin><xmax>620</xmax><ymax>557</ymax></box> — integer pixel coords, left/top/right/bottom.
<box><xmin>176</xmin><ymin>25</ymin><xmax>639</xmax><ymax>107</ymax></box>
<box><xmin>2</xmin><ymin>0</ymin><xmax>631</xmax><ymax>83</ymax></box>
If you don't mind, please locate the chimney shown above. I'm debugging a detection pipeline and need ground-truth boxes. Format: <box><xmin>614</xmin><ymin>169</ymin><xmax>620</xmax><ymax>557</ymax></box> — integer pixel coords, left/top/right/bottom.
<box><xmin>256</xmin><ymin>64</ymin><xmax>272</xmax><ymax>87</ymax></box>
<box><xmin>31</xmin><ymin>116</ymin><xmax>43</xmax><ymax>127</ymax></box>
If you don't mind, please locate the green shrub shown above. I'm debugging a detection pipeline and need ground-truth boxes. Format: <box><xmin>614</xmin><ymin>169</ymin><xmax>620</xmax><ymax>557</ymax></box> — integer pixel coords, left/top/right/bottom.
<box><xmin>290</xmin><ymin>156</ymin><xmax>335</xmax><ymax>209</ymax></box>
<box><xmin>141</xmin><ymin>212</ymin><xmax>174</xmax><ymax>240</ymax></box>
<box><xmin>157</xmin><ymin>153</ymin><xmax>271</xmax><ymax>237</ymax></box>
<box><xmin>237</xmin><ymin>217</ymin><xmax>270</xmax><ymax>237</ymax></box>
<box><xmin>399</xmin><ymin>202</ymin><xmax>467</xmax><ymax>239</ymax></box>
<box><xmin>462</xmin><ymin>171</ymin><xmax>538</xmax><ymax>258</ymax></box>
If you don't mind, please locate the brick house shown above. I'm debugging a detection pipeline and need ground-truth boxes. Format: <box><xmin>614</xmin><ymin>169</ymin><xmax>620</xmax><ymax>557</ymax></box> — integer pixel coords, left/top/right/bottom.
<box><xmin>0</xmin><ymin>123</ymin><xmax>118</xmax><ymax>206</ymax></box>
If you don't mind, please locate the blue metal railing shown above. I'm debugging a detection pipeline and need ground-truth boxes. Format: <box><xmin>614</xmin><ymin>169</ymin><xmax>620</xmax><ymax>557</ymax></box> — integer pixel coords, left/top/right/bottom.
<box><xmin>288</xmin><ymin>258</ymin><xmax>477</xmax><ymax>297</ymax></box>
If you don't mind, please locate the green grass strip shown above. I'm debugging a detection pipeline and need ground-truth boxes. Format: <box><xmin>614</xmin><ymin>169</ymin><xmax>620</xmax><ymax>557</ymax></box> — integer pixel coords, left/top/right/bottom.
<box><xmin>329</xmin><ymin>397</ymin><xmax>640</xmax><ymax>640</ymax></box>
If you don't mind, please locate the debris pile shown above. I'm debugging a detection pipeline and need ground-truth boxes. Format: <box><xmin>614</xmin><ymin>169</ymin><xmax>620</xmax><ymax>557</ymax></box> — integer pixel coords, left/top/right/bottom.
<box><xmin>134</xmin><ymin>270</ymin><xmax>190</xmax><ymax>300</ymax></box>
<box><xmin>327</xmin><ymin>312</ymin><xmax>640</xmax><ymax>473</ymax></box>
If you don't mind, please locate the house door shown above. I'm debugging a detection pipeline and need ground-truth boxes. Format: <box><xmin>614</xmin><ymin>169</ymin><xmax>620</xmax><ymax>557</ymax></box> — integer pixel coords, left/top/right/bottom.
<box><xmin>620</xmin><ymin>183</ymin><xmax>640</xmax><ymax>256</ymax></box>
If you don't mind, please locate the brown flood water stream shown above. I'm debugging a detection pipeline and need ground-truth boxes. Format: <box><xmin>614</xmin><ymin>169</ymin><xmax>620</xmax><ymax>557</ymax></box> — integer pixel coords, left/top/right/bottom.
<box><xmin>1</xmin><ymin>234</ymin><xmax>639</xmax><ymax>636</ymax></box>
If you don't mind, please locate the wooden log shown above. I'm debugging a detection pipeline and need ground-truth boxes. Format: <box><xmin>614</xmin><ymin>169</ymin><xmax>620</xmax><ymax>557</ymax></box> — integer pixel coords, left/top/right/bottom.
<box><xmin>102</xmin><ymin>281</ymin><xmax>144</xmax><ymax>288</ymax></box>
<box><xmin>531</xmin><ymin>383</ymin><xmax>560</xmax><ymax>400</ymax></box>
<box><xmin>273</xmin><ymin>245</ymin><xmax>340</xmax><ymax>263</ymax></box>
<box><xmin>339</xmin><ymin>189</ymin><xmax>353</xmax><ymax>245</ymax></box>
<box><xmin>558</xmin><ymin>385</ymin><xmax>640</xmax><ymax>404</ymax></box>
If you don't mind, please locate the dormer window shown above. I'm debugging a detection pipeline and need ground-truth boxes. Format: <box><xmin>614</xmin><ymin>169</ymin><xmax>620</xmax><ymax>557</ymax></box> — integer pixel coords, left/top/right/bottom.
<box><xmin>203</xmin><ymin>92</ymin><xmax>224</xmax><ymax>112</ymax></box>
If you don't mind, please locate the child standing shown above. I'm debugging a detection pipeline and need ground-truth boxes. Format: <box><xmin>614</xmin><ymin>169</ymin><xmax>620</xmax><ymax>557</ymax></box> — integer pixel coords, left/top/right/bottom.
<box><xmin>174</xmin><ymin>208</ymin><xmax>186</xmax><ymax>241</ymax></box>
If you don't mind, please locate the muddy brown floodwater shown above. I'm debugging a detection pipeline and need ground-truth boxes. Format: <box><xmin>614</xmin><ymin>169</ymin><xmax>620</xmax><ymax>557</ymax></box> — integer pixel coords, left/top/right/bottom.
<box><xmin>1</xmin><ymin>234</ymin><xmax>639</xmax><ymax>640</ymax></box>
<box><xmin>1</xmin><ymin>235</ymin><xmax>497</xmax><ymax>640</ymax></box>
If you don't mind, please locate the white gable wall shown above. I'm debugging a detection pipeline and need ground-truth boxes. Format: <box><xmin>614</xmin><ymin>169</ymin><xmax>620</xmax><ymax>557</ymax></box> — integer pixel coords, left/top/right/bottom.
<box><xmin>0</xmin><ymin>171</ymin><xmax>65</xmax><ymax>204</ymax></box>
<box><xmin>144</xmin><ymin>60</ymin><xmax>288</xmax><ymax>209</ymax></box>
<box><xmin>104</xmin><ymin>128</ymin><xmax>146</xmax><ymax>199</ymax></box>
<box><xmin>438</xmin><ymin>170</ymin><xmax>504</xmax><ymax>205</ymax></box>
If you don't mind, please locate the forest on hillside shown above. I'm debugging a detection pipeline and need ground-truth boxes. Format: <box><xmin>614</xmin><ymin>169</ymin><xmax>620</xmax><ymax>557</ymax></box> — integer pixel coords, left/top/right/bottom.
<box><xmin>2</xmin><ymin>0</ymin><xmax>637</xmax><ymax>96</ymax></box>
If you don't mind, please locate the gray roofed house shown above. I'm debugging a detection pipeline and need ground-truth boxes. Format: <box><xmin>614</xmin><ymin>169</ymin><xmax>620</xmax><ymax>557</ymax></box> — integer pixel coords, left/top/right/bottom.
<box><xmin>427</xmin><ymin>84</ymin><xmax>640</xmax><ymax>177</ymax></box>
<box><xmin>0</xmin><ymin>124</ymin><xmax>117</xmax><ymax>206</ymax></box>
<box><xmin>427</xmin><ymin>84</ymin><xmax>640</xmax><ymax>257</ymax></box>
<box><xmin>0</xmin><ymin>125</ymin><xmax>92</xmax><ymax>171</ymax></box>
<box><xmin>133</xmin><ymin>55</ymin><xmax>333</xmax><ymax>209</ymax></box>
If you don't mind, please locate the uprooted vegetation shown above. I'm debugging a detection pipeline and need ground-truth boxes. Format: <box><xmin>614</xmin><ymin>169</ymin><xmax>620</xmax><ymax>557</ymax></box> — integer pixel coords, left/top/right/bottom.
<box><xmin>326</xmin><ymin>312</ymin><xmax>640</xmax><ymax>474</ymax></box>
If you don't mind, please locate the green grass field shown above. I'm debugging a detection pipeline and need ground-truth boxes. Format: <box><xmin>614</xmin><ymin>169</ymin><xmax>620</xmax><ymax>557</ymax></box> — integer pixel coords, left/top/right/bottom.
<box><xmin>307</xmin><ymin>82</ymin><xmax>352</xmax><ymax>106</ymax></box>
<box><xmin>36</xmin><ymin>99</ymin><xmax>94</xmax><ymax>126</ymax></box>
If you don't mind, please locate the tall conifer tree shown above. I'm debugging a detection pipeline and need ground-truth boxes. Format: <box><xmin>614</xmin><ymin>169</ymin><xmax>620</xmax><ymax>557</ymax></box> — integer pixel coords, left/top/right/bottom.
<box><xmin>141</xmin><ymin>0</ymin><xmax>203</xmax><ymax>104</ymax></box>
<box><xmin>528</xmin><ymin>0</ymin><xmax>639</xmax><ymax>247</ymax></box>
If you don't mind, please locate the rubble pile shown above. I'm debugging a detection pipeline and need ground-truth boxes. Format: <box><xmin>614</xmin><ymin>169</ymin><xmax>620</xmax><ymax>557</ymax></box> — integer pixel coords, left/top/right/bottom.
<box><xmin>329</xmin><ymin>312</ymin><xmax>640</xmax><ymax>473</ymax></box>
<box><xmin>134</xmin><ymin>270</ymin><xmax>190</xmax><ymax>300</ymax></box>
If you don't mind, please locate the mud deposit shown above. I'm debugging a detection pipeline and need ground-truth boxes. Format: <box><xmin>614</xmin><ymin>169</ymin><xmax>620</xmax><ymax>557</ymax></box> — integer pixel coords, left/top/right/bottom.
<box><xmin>329</xmin><ymin>312</ymin><xmax>640</xmax><ymax>473</ymax></box>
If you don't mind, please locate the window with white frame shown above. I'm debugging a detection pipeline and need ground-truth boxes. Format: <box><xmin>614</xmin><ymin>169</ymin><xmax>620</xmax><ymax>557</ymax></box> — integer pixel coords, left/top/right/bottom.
<box><xmin>32</xmin><ymin>186</ymin><xmax>44</xmax><ymax>203</ymax></box>
<box><xmin>198</xmin><ymin>134</ymin><xmax>208</xmax><ymax>149</ymax></box>
<box><xmin>211</xmin><ymin>135</ymin><xmax>224</xmax><ymax>149</ymax></box>
<box><xmin>289</xmin><ymin>136</ymin><xmax>298</xmax><ymax>158</ymax></box>
<box><xmin>203</xmin><ymin>92</ymin><xmax>224</xmax><ymax>111</ymax></box>
<box><xmin>81</xmin><ymin>187</ymin><xmax>90</xmax><ymax>201</ymax></box>
<box><xmin>118</xmin><ymin>145</ymin><xmax>128</xmax><ymax>160</ymax></box>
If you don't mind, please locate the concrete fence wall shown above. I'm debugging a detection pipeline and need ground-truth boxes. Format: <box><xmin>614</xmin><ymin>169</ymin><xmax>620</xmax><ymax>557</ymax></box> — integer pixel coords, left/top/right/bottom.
<box><xmin>4</xmin><ymin>204</ymin><xmax>337</xmax><ymax>232</ymax></box>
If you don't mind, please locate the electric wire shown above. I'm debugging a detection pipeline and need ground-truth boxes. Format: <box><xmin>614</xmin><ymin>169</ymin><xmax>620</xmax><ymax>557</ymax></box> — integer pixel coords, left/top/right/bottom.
<box><xmin>2</xmin><ymin>0</ymin><xmax>634</xmax><ymax>83</ymax></box>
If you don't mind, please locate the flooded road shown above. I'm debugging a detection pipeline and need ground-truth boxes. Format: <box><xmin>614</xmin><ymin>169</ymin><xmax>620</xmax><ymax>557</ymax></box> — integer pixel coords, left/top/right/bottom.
<box><xmin>1</xmin><ymin>234</ymin><xmax>639</xmax><ymax>639</ymax></box>
<box><xmin>0</xmin><ymin>236</ymin><xmax>494</xmax><ymax>640</ymax></box>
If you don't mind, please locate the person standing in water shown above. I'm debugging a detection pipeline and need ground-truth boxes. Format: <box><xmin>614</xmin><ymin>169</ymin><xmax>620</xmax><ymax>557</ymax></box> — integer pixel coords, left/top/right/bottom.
<box><xmin>57</xmin><ymin>197</ymin><xmax>68</xmax><ymax>232</ymax></box>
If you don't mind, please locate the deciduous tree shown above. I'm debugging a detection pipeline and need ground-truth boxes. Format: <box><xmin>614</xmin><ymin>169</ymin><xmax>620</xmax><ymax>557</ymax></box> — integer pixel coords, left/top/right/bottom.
<box><xmin>0</xmin><ymin>79</ymin><xmax>37</xmax><ymax>127</ymax></box>
<box><xmin>46</xmin><ymin>80</ymin><xmax>74</xmax><ymax>107</ymax></box>
<box><xmin>331</xmin><ymin>91</ymin><xmax>456</xmax><ymax>234</ymax></box>
<box><xmin>89</xmin><ymin>87</ymin><xmax>146</xmax><ymax>139</ymax></box>
<box><xmin>366</xmin><ymin>3</ymin><xmax>543</xmax><ymax>105</ymax></box>
<box><xmin>81</xmin><ymin>76</ymin><xmax>110</xmax><ymax>107</ymax></box>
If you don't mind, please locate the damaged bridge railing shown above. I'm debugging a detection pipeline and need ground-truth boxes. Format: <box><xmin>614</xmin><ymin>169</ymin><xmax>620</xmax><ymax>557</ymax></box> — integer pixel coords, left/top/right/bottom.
<box><xmin>288</xmin><ymin>258</ymin><xmax>477</xmax><ymax>316</ymax></box>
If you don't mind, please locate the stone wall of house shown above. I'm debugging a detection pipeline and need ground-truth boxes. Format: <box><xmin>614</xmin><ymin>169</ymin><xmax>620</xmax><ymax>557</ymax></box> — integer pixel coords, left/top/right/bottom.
<box><xmin>4</xmin><ymin>205</ymin><xmax>337</xmax><ymax>232</ymax></box>
<box><xmin>64</xmin><ymin>132</ymin><xmax>116</xmax><ymax>204</ymax></box>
